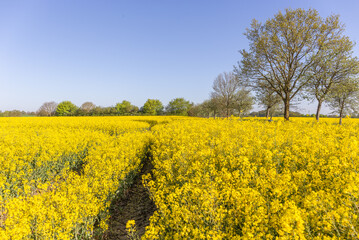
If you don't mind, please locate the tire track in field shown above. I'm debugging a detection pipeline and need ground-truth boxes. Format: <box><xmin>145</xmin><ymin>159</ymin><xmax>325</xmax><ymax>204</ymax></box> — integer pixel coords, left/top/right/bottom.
<box><xmin>103</xmin><ymin>148</ymin><xmax>156</xmax><ymax>240</ymax></box>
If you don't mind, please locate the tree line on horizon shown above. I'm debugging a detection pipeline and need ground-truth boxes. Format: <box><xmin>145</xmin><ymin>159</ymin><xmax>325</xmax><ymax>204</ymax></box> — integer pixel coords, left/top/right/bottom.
<box><xmin>35</xmin><ymin>98</ymin><xmax>193</xmax><ymax>117</ymax></box>
<box><xmin>2</xmin><ymin>8</ymin><xmax>359</xmax><ymax>123</ymax></box>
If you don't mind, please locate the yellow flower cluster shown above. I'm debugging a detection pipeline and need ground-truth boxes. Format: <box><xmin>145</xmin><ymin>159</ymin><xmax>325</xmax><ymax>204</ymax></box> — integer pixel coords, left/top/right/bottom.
<box><xmin>126</xmin><ymin>220</ymin><xmax>139</xmax><ymax>240</ymax></box>
<box><xmin>2</xmin><ymin>116</ymin><xmax>359</xmax><ymax>239</ymax></box>
<box><xmin>144</xmin><ymin>117</ymin><xmax>359</xmax><ymax>239</ymax></box>
<box><xmin>0</xmin><ymin>117</ymin><xmax>152</xmax><ymax>239</ymax></box>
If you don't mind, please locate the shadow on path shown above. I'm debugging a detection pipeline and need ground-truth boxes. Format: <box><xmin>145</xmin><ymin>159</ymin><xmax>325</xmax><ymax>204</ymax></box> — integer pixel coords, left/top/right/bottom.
<box><xmin>103</xmin><ymin>153</ymin><xmax>156</xmax><ymax>240</ymax></box>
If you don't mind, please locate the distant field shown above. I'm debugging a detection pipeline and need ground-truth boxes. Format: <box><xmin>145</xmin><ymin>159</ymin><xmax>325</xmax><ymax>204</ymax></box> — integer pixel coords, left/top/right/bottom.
<box><xmin>1</xmin><ymin>116</ymin><xmax>359</xmax><ymax>239</ymax></box>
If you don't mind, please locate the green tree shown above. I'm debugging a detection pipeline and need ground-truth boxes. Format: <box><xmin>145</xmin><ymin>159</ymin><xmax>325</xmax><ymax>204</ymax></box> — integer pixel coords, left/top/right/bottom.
<box><xmin>233</xmin><ymin>88</ymin><xmax>254</xmax><ymax>117</ymax></box>
<box><xmin>89</xmin><ymin>106</ymin><xmax>104</xmax><ymax>116</ymax></box>
<box><xmin>115</xmin><ymin>100</ymin><xmax>138</xmax><ymax>115</ymax></box>
<box><xmin>55</xmin><ymin>101</ymin><xmax>78</xmax><ymax>116</ymax></box>
<box><xmin>203</xmin><ymin>97</ymin><xmax>221</xmax><ymax>118</ymax></box>
<box><xmin>166</xmin><ymin>98</ymin><xmax>193</xmax><ymax>116</ymax></box>
<box><xmin>239</xmin><ymin>8</ymin><xmax>347</xmax><ymax>120</ymax></box>
<box><xmin>141</xmin><ymin>99</ymin><xmax>163</xmax><ymax>115</ymax></box>
<box><xmin>187</xmin><ymin>104</ymin><xmax>205</xmax><ymax>117</ymax></box>
<box><xmin>102</xmin><ymin>107</ymin><xmax>117</xmax><ymax>116</ymax></box>
<box><xmin>305</xmin><ymin>36</ymin><xmax>358</xmax><ymax>121</ymax></box>
<box><xmin>2</xmin><ymin>110</ymin><xmax>22</xmax><ymax>117</ymax></box>
<box><xmin>256</xmin><ymin>82</ymin><xmax>282</xmax><ymax>119</ymax></box>
<box><xmin>131</xmin><ymin>106</ymin><xmax>139</xmax><ymax>115</ymax></box>
<box><xmin>327</xmin><ymin>77</ymin><xmax>359</xmax><ymax>125</ymax></box>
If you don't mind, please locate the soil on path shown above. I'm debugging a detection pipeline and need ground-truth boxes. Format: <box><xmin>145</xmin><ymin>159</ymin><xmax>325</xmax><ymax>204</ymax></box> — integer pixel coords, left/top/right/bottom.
<box><xmin>103</xmin><ymin>156</ymin><xmax>156</xmax><ymax>240</ymax></box>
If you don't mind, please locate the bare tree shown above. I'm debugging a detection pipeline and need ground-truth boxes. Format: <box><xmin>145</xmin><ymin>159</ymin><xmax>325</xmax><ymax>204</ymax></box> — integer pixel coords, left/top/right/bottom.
<box><xmin>80</xmin><ymin>102</ymin><xmax>96</xmax><ymax>115</ymax></box>
<box><xmin>37</xmin><ymin>101</ymin><xmax>58</xmax><ymax>116</ymax></box>
<box><xmin>240</xmin><ymin>9</ymin><xmax>347</xmax><ymax>120</ymax></box>
<box><xmin>212</xmin><ymin>72</ymin><xmax>240</xmax><ymax>118</ymax></box>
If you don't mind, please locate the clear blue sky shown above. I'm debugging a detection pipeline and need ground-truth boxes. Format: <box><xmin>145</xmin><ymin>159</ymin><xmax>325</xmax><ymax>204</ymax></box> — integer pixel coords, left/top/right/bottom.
<box><xmin>1</xmin><ymin>0</ymin><xmax>359</xmax><ymax>113</ymax></box>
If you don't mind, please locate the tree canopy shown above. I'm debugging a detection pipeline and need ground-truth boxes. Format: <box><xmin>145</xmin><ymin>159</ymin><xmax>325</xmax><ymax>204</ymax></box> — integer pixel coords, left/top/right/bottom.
<box><xmin>116</xmin><ymin>100</ymin><xmax>138</xmax><ymax>115</ymax></box>
<box><xmin>141</xmin><ymin>99</ymin><xmax>164</xmax><ymax>115</ymax></box>
<box><xmin>56</xmin><ymin>101</ymin><xmax>78</xmax><ymax>116</ymax></box>
<box><xmin>239</xmin><ymin>8</ymin><xmax>353</xmax><ymax>120</ymax></box>
<box><xmin>328</xmin><ymin>77</ymin><xmax>359</xmax><ymax>124</ymax></box>
<box><xmin>166</xmin><ymin>98</ymin><xmax>192</xmax><ymax>116</ymax></box>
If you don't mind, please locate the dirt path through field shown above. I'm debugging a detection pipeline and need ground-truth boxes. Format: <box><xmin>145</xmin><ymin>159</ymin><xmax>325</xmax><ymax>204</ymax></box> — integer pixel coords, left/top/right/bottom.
<box><xmin>104</xmin><ymin>154</ymin><xmax>156</xmax><ymax>240</ymax></box>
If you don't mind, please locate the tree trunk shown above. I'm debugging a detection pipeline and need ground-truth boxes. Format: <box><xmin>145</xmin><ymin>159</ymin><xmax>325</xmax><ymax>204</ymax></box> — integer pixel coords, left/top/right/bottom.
<box><xmin>265</xmin><ymin>107</ymin><xmax>270</xmax><ymax>119</ymax></box>
<box><xmin>316</xmin><ymin>101</ymin><xmax>322</xmax><ymax>122</ymax></box>
<box><xmin>339</xmin><ymin>106</ymin><xmax>343</xmax><ymax>125</ymax></box>
<box><xmin>284</xmin><ymin>99</ymin><xmax>290</xmax><ymax>121</ymax></box>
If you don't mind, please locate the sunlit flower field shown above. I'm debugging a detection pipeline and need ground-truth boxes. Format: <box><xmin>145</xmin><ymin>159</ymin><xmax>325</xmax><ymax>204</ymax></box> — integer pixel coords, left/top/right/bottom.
<box><xmin>144</xmin><ymin>117</ymin><xmax>359</xmax><ymax>239</ymax></box>
<box><xmin>1</xmin><ymin>116</ymin><xmax>359</xmax><ymax>239</ymax></box>
<box><xmin>0</xmin><ymin>117</ymin><xmax>155</xmax><ymax>239</ymax></box>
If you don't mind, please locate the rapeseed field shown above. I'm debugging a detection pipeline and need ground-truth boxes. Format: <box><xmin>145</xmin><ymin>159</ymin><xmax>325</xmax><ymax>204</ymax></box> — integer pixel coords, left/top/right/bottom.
<box><xmin>1</xmin><ymin>116</ymin><xmax>359</xmax><ymax>239</ymax></box>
